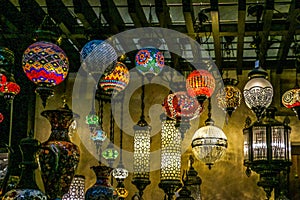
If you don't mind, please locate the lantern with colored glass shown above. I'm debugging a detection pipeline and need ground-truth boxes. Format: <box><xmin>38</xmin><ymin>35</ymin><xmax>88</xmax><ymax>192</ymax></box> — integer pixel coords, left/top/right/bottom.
<box><xmin>216</xmin><ymin>78</ymin><xmax>242</xmax><ymax>117</ymax></box>
<box><xmin>135</xmin><ymin>47</ymin><xmax>164</xmax><ymax>80</ymax></box>
<box><xmin>186</xmin><ymin>69</ymin><xmax>215</xmax><ymax>105</ymax></box>
<box><xmin>99</xmin><ymin>62</ymin><xmax>130</xmax><ymax>96</ymax></box>
<box><xmin>22</xmin><ymin>41</ymin><xmax>69</xmax><ymax>107</ymax></box>
<box><xmin>162</xmin><ymin>91</ymin><xmax>203</xmax><ymax>138</ymax></box>
<box><xmin>282</xmin><ymin>88</ymin><xmax>300</xmax><ymax>120</ymax></box>
<box><xmin>243</xmin><ymin>65</ymin><xmax>273</xmax><ymax>121</ymax></box>
<box><xmin>0</xmin><ymin>72</ymin><xmax>20</xmax><ymax>101</ymax></box>
<box><xmin>80</xmin><ymin>40</ymin><xmax>117</xmax><ymax>76</ymax></box>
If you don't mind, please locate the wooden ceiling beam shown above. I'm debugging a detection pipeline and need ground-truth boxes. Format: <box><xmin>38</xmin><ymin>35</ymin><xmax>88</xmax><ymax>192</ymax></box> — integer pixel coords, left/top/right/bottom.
<box><xmin>127</xmin><ymin>0</ymin><xmax>149</xmax><ymax>27</ymax></box>
<box><xmin>182</xmin><ymin>0</ymin><xmax>195</xmax><ymax>38</ymax></box>
<box><xmin>73</xmin><ymin>0</ymin><xmax>98</xmax><ymax>30</ymax></box>
<box><xmin>258</xmin><ymin>0</ymin><xmax>274</xmax><ymax>69</ymax></box>
<box><xmin>155</xmin><ymin>0</ymin><xmax>172</xmax><ymax>28</ymax></box>
<box><xmin>276</xmin><ymin>0</ymin><xmax>300</xmax><ymax>74</ymax></box>
<box><xmin>236</xmin><ymin>0</ymin><xmax>246</xmax><ymax>75</ymax></box>
<box><xmin>100</xmin><ymin>0</ymin><xmax>125</xmax><ymax>33</ymax></box>
<box><xmin>210</xmin><ymin>0</ymin><xmax>222</xmax><ymax>68</ymax></box>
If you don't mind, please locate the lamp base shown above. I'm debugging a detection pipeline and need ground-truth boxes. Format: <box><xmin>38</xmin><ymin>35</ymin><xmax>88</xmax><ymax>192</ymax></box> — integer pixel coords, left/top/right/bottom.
<box><xmin>132</xmin><ymin>178</ymin><xmax>151</xmax><ymax>198</ymax></box>
<box><xmin>35</xmin><ymin>86</ymin><xmax>54</xmax><ymax>108</ymax></box>
<box><xmin>159</xmin><ymin>179</ymin><xmax>182</xmax><ymax>200</ymax></box>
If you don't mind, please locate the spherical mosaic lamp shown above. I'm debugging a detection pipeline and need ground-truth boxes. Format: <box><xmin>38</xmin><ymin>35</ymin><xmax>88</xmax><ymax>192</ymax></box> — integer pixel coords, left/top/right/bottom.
<box><xmin>80</xmin><ymin>40</ymin><xmax>117</xmax><ymax>76</ymax></box>
<box><xmin>186</xmin><ymin>69</ymin><xmax>215</xmax><ymax>105</ymax></box>
<box><xmin>282</xmin><ymin>88</ymin><xmax>300</xmax><ymax>120</ymax></box>
<box><xmin>99</xmin><ymin>62</ymin><xmax>130</xmax><ymax>96</ymax></box>
<box><xmin>22</xmin><ymin>41</ymin><xmax>69</xmax><ymax>107</ymax></box>
<box><xmin>135</xmin><ymin>47</ymin><xmax>164</xmax><ymax>80</ymax></box>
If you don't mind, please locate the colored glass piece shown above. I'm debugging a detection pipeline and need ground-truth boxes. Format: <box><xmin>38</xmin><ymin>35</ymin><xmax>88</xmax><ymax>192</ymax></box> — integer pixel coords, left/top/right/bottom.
<box><xmin>22</xmin><ymin>41</ymin><xmax>69</xmax><ymax>87</ymax></box>
<box><xmin>85</xmin><ymin>113</ymin><xmax>99</xmax><ymax>125</ymax></box>
<box><xmin>0</xmin><ymin>113</ymin><xmax>4</xmax><ymax>123</ymax></box>
<box><xmin>90</xmin><ymin>128</ymin><xmax>107</xmax><ymax>142</ymax></box>
<box><xmin>282</xmin><ymin>88</ymin><xmax>300</xmax><ymax>120</ymax></box>
<box><xmin>102</xmin><ymin>148</ymin><xmax>119</xmax><ymax>160</ymax></box>
<box><xmin>80</xmin><ymin>40</ymin><xmax>117</xmax><ymax>75</ymax></box>
<box><xmin>186</xmin><ymin>70</ymin><xmax>215</xmax><ymax>103</ymax></box>
<box><xmin>99</xmin><ymin>62</ymin><xmax>130</xmax><ymax>95</ymax></box>
<box><xmin>135</xmin><ymin>48</ymin><xmax>164</xmax><ymax>78</ymax></box>
<box><xmin>162</xmin><ymin>91</ymin><xmax>202</xmax><ymax>121</ymax></box>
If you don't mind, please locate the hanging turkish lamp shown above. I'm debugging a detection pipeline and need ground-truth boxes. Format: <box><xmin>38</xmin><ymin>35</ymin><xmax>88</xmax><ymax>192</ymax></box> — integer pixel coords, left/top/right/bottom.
<box><xmin>216</xmin><ymin>78</ymin><xmax>242</xmax><ymax>117</ymax></box>
<box><xmin>0</xmin><ymin>71</ymin><xmax>20</xmax><ymax>102</ymax></box>
<box><xmin>62</xmin><ymin>175</ymin><xmax>85</xmax><ymax>200</ymax></box>
<box><xmin>0</xmin><ymin>113</ymin><xmax>4</xmax><ymax>123</ymax></box>
<box><xmin>243</xmin><ymin>63</ymin><xmax>273</xmax><ymax>121</ymax></box>
<box><xmin>186</xmin><ymin>69</ymin><xmax>215</xmax><ymax>105</ymax></box>
<box><xmin>112</xmin><ymin>94</ymin><xmax>129</xmax><ymax>200</ymax></box>
<box><xmin>135</xmin><ymin>47</ymin><xmax>164</xmax><ymax>81</ymax></box>
<box><xmin>22</xmin><ymin>41</ymin><xmax>69</xmax><ymax>107</ymax></box>
<box><xmin>80</xmin><ymin>40</ymin><xmax>117</xmax><ymax>76</ymax></box>
<box><xmin>191</xmin><ymin>98</ymin><xmax>228</xmax><ymax>169</ymax></box>
<box><xmin>162</xmin><ymin>90</ymin><xmax>203</xmax><ymax>139</ymax></box>
<box><xmin>132</xmin><ymin>84</ymin><xmax>151</xmax><ymax>198</ymax></box>
<box><xmin>99</xmin><ymin>61</ymin><xmax>130</xmax><ymax>97</ymax></box>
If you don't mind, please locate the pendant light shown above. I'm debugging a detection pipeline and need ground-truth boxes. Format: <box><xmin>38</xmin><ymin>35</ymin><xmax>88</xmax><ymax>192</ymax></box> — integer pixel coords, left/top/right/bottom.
<box><xmin>191</xmin><ymin>98</ymin><xmax>228</xmax><ymax>169</ymax></box>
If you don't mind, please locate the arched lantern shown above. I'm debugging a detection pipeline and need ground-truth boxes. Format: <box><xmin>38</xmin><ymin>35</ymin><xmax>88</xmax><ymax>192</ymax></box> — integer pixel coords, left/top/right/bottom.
<box><xmin>99</xmin><ymin>62</ymin><xmax>130</xmax><ymax>96</ymax></box>
<box><xmin>22</xmin><ymin>41</ymin><xmax>69</xmax><ymax>107</ymax></box>
<box><xmin>282</xmin><ymin>88</ymin><xmax>300</xmax><ymax>120</ymax></box>
<box><xmin>80</xmin><ymin>40</ymin><xmax>117</xmax><ymax>76</ymax></box>
<box><xmin>191</xmin><ymin>98</ymin><xmax>228</xmax><ymax>169</ymax></box>
<box><xmin>135</xmin><ymin>47</ymin><xmax>164</xmax><ymax>80</ymax></box>
<box><xmin>243</xmin><ymin>66</ymin><xmax>273</xmax><ymax>121</ymax></box>
<box><xmin>186</xmin><ymin>69</ymin><xmax>215</xmax><ymax>105</ymax></box>
<box><xmin>216</xmin><ymin>78</ymin><xmax>242</xmax><ymax>117</ymax></box>
<box><xmin>162</xmin><ymin>91</ymin><xmax>203</xmax><ymax>138</ymax></box>
<box><xmin>243</xmin><ymin>107</ymin><xmax>292</xmax><ymax>199</ymax></box>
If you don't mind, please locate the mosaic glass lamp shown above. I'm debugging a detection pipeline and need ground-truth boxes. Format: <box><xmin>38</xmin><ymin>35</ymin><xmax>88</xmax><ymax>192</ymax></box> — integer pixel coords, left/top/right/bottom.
<box><xmin>135</xmin><ymin>47</ymin><xmax>164</xmax><ymax>80</ymax></box>
<box><xmin>216</xmin><ymin>78</ymin><xmax>242</xmax><ymax>117</ymax></box>
<box><xmin>159</xmin><ymin>116</ymin><xmax>182</xmax><ymax>200</ymax></box>
<box><xmin>282</xmin><ymin>88</ymin><xmax>300</xmax><ymax>120</ymax></box>
<box><xmin>186</xmin><ymin>69</ymin><xmax>215</xmax><ymax>105</ymax></box>
<box><xmin>191</xmin><ymin>98</ymin><xmax>228</xmax><ymax>169</ymax></box>
<box><xmin>99</xmin><ymin>62</ymin><xmax>130</xmax><ymax>96</ymax></box>
<box><xmin>162</xmin><ymin>90</ymin><xmax>203</xmax><ymax>138</ymax></box>
<box><xmin>62</xmin><ymin>175</ymin><xmax>85</xmax><ymax>200</ymax></box>
<box><xmin>243</xmin><ymin>64</ymin><xmax>273</xmax><ymax>121</ymax></box>
<box><xmin>22</xmin><ymin>41</ymin><xmax>69</xmax><ymax>107</ymax></box>
<box><xmin>0</xmin><ymin>72</ymin><xmax>20</xmax><ymax>102</ymax></box>
<box><xmin>80</xmin><ymin>40</ymin><xmax>117</xmax><ymax>76</ymax></box>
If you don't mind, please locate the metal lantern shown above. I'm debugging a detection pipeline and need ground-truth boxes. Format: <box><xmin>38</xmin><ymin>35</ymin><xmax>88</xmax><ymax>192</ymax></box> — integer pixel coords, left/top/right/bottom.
<box><xmin>62</xmin><ymin>175</ymin><xmax>85</xmax><ymax>200</ymax></box>
<box><xmin>132</xmin><ymin>85</ymin><xmax>151</xmax><ymax>198</ymax></box>
<box><xmin>216</xmin><ymin>78</ymin><xmax>242</xmax><ymax>117</ymax></box>
<box><xmin>99</xmin><ymin>62</ymin><xmax>130</xmax><ymax>95</ymax></box>
<box><xmin>282</xmin><ymin>88</ymin><xmax>300</xmax><ymax>120</ymax></box>
<box><xmin>191</xmin><ymin>98</ymin><xmax>228</xmax><ymax>169</ymax></box>
<box><xmin>186</xmin><ymin>69</ymin><xmax>215</xmax><ymax>105</ymax></box>
<box><xmin>80</xmin><ymin>40</ymin><xmax>117</xmax><ymax>76</ymax></box>
<box><xmin>159</xmin><ymin>116</ymin><xmax>182</xmax><ymax>200</ymax></box>
<box><xmin>243</xmin><ymin>66</ymin><xmax>273</xmax><ymax>120</ymax></box>
<box><xmin>243</xmin><ymin>107</ymin><xmax>292</xmax><ymax>199</ymax></box>
<box><xmin>135</xmin><ymin>47</ymin><xmax>164</xmax><ymax>80</ymax></box>
<box><xmin>22</xmin><ymin>41</ymin><xmax>69</xmax><ymax>107</ymax></box>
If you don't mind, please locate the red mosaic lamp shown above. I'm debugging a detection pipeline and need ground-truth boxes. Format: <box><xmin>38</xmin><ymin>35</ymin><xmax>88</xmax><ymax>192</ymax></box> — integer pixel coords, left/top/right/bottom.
<box><xmin>186</xmin><ymin>69</ymin><xmax>216</xmax><ymax>105</ymax></box>
<box><xmin>0</xmin><ymin>71</ymin><xmax>20</xmax><ymax>102</ymax></box>
<box><xmin>22</xmin><ymin>41</ymin><xmax>69</xmax><ymax>107</ymax></box>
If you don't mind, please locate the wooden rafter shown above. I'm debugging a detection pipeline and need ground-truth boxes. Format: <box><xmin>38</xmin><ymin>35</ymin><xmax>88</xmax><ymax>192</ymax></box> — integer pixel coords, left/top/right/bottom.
<box><xmin>155</xmin><ymin>0</ymin><xmax>172</xmax><ymax>28</ymax></box>
<box><xmin>236</xmin><ymin>0</ymin><xmax>246</xmax><ymax>75</ymax></box>
<box><xmin>73</xmin><ymin>0</ymin><xmax>98</xmax><ymax>30</ymax></box>
<box><xmin>276</xmin><ymin>0</ymin><xmax>300</xmax><ymax>74</ymax></box>
<box><xmin>128</xmin><ymin>0</ymin><xmax>149</xmax><ymax>27</ymax></box>
<box><xmin>258</xmin><ymin>0</ymin><xmax>274</xmax><ymax>69</ymax></box>
<box><xmin>210</xmin><ymin>0</ymin><xmax>222</xmax><ymax>68</ymax></box>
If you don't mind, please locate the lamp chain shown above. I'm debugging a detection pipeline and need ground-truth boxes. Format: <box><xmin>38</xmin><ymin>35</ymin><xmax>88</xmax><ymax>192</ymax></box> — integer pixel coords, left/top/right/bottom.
<box><xmin>255</xmin><ymin>6</ymin><xmax>261</xmax><ymax>61</ymax></box>
<box><xmin>207</xmin><ymin>98</ymin><xmax>212</xmax><ymax>120</ymax></box>
<box><xmin>119</xmin><ymin>93</ymin><xmax>124</xmax><ymax>165</ymax></box>
<box><xmin>140</xmin><ymin>77</ymin><xmax>145</xmax><ymax>120</ymax></box>
<box><xmin>109</xmin><ymin>107</ymin><xmax>114</xmax><ymax>143</ymax></box>
<box><xmin>99</xmin><ymin>98</ymin><xmax>104</xmax><ymax>129</ymax></box>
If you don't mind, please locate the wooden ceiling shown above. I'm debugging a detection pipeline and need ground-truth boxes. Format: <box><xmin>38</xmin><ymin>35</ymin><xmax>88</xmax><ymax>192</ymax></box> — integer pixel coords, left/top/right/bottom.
<box><xmin>1</xmin><ymin>0</ymin><xmax>300</xmax><ymax>75</ymax></box>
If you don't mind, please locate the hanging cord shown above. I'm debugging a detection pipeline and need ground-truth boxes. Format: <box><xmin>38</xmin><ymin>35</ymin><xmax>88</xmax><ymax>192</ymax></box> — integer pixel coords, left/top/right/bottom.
<box><xmin>109</xmin><ymin>106</ymin><xmax>114</xmax><ymax>143</ymax></box>
<box><xmin>255</xmin><ymin>6</ymin><xmax>262</xmax><ymax>62</ymax></box>
<box><xmin>119</xmin><ymin>93</ymin><xmax>124</xmax><ymax>165</ymax></box>
<box><xmin>140</xmin><ymin>77</ymin><xmax>145</xmax><ymax>121</ymax></box>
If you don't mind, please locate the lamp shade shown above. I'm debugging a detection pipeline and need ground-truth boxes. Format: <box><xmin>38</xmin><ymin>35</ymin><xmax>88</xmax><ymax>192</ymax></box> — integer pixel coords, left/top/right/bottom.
<box><xmin>22</xmin><ymin>41</ymin><xmax>69</xmax><ymax>87</ymax></box>
<box><xmin>282</xmin><ymin>88</ymin><xmax>300</xmax><ymax>120</ymax></box>
<box><xmin>0</xmin><ymin>72</ymin><xmax>20</xmax><ymax>100</ymax></box>
<box><xmin>99</xmin><ymin>62</ymin><xmax>130</xmax><ymax>95</ymax></box>
<box><xmin>191</xmin><ymin>121</ymin><xmax>227</xmax><ymax>168</ymax></box>
<box><xmin>90</xmin><ymin>127</ymin><xmax>107</xmax><ymax>142</ymax></box>
<box><xmin>162</xmin><ymin>91</ymin><xmax>203</xmax><ymax>121</ymax></box>
<box><xmin>135</xmin><ymin>47</ymin><xmax>164</xmax><ymax>79</ymax></box>
<box><xmin>243</xmin><ymin>67</ymin><xmax>273</xmax><ymax>120</ymax></box>
<box><xmin>186</xmin><ymin>69</ymin><xmax>215</xmax><ymax>104</ymax></box>
<box><xmin>217</xmin><ymin>78</ymin><xmax>242</xmax><ymax>117</ymax></box>
<box><xmin>80</xmin><ymin>40</ymin><xmax>117</xmax><ymax>75</ymax></box>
